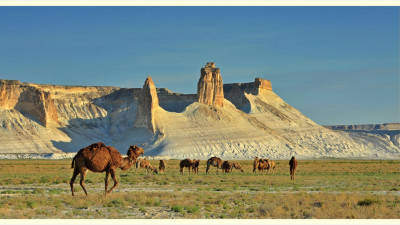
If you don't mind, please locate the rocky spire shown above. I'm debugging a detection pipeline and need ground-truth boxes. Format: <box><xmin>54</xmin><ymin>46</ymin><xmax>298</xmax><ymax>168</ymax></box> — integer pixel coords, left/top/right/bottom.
<box><xmin>197</xmin><ymin>62</ymin><xmax>224</xmax><ymax>107</ymax></box>
<box><xmin>134</xmin><ymin>76</ymin><xmax>159</xmax><ymax>132</ymax></box>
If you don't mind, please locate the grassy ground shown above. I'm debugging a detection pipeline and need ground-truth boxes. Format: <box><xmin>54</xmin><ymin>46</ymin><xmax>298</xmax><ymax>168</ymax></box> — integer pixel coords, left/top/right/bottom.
<box><xmin>0</xmin><ymin>159</ymin><xmax>399</xmax><ymax>219</ymax></box>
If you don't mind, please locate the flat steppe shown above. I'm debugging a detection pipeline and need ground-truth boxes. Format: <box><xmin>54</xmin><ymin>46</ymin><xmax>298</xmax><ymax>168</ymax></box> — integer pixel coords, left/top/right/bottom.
<box><xmin>0</xmin><ymin>159</ymin><xmax>399</xmax><ymax>219</ymax></box>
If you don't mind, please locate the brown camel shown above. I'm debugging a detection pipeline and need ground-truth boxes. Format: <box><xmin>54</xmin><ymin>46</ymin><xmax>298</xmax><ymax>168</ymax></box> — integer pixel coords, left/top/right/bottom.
<box><xmin>191</xmin><ymin>159</ymin><xmax>200</xmax><ymax>174</ymax></box>
<box><xmin>253</xmin><ymin>157</ymin><xmax>259</xmax><ymax>173</ymax></box>
<box><xmin>137</xmin><ymin>158</ymin><xmax>158</xmax><ymax>174</ymax></box>
<box><xmin>206</xmin><ymin>157</ymin><xmax>222</xmax><ymax>174</ymax></box>
<box><xmin>180</xmin><ymin>158</ymin><xmax>194</xmax><ymax>175</ymax></box>
<box><xmin>159</xmin><ymin>160</ymin><xmax>166</xmax><ymax>174</ymax></box>
<box><xmin>221</xmin><ymin>161</ymin><xmax>233</xmax><ymax>173</ymax></box>
<box><xmin>289</xmin><ymin>156</ymin><xmax>298</xmax><ymax>181</ymax></box>
<box><xmin>257</xmin><ymin>159</ymin><xmax>269</xmax><ymax>172</ymax></box>
<box><xmin>70</xmin><ymin>142</ymin><xmax>144</xmax><ymax>196</ymax></box>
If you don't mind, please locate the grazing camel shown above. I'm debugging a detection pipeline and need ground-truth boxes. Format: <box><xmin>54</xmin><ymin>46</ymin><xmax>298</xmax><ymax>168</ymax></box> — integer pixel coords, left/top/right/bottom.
<box><xmin>221</xmin><ymin>161</ymin><xmax>233</xmax><ymax>173</ymax></box>
<box><xmin>159</xmin><ymin>160</ymin><xmax>166</xmax><ymax>174</ymax></box>
<box><xmin>253</xmin><ymin>157</ymin><xmax>259</xmax><ymax>173</ymax></box>
<box><xmin>137</xmin><ymin>158</ymin><xmax>158</xmax><ymax>174</ymax></box>
<box><xmin>192</xmin><ymin>159</ymin><xmax>200</xmax><ymax>174</ymax></box>
<box><xmin>232</xmin><ymin>162</ymin><xmax>244</xmax><ymax>172</ymax></box>
<box><xmin>206</xmin><ymin>157</ymin><xmax>223</xmax><ymax>174</ymax></box>
<box><xmin>257</xmin><ymin>159</ymin><xmax>269</xmax><ymax>172</ymax></box>
<box><xmin>221</xmin><ymin>161</ymin><xmax>244</xmax><ymax>173</ymax></box>
<box><xmin>180</xmin><ymin>158</ymin><xmax>194</xmax><ymax>175</ymax></box>
<box><xmin>289</xmin><ymin>156</ymin><xmax>298</xmax><ymax>181</ymax></box>
<box><xmin>70</xmin><ymin>142</ymin><xmax>144</xmax><ymax>196</ymax></box>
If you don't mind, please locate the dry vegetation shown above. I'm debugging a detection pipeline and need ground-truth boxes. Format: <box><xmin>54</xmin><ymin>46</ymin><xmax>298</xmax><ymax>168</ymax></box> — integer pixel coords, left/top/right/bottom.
<box><xmin>0</xmin><ymin>159</ymin><xmax>399</xmax><ymax>219</ymax></box>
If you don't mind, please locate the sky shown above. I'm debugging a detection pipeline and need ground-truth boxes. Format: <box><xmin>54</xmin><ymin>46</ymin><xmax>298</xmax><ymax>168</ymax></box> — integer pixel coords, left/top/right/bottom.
<box><xmin>0</xmin><ymin>6</ymin><xmax>398</xmax><ymax>125</ymax></box>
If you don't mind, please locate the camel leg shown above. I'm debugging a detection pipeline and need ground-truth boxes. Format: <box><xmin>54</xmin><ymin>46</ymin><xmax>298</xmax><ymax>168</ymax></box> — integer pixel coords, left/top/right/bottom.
<box><xmin>70</xmin><ymin>168</ymin><xmax>79</xmax><ymax>196</ymax></box>
<box><xmin>79</xmin><ymin>169</ymin><xmax>88</xmax><ymax>196</ymax></box>
<box><xmin>105</xmin><ymin>170</ymin><xmax>110</xmax><ymax>195</ymax></box>
<box><xmin>206</xmin><ymin>164</ymin><xmax>209</xmax><ymax>174</ymax></box>
<box><xmin>180</xmin><ymin>167</ymin><xmax>183</xmax><ymax>175</ymax></box>
<box><xmin>107</xmin><ymin>169</ymin><xmax>119</xmax><ymax>194</ymax></box>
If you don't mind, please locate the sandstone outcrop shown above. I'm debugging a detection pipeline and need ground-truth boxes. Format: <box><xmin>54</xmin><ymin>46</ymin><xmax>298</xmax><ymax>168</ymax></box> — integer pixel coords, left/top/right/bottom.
<box><xmin>254</xmin><ymin>78</ymin><xmax>272</xmax><ymax>94</ymax></box>
<box><xmin>197</xmin><ymin>62</ymin><xmax>224</xmax><ymax>107</ymax></box>
<box><xmin>134</xmin><ymin>76</ymin><xmax>159</xmax><ymax>132</ymax></box>
<box><xmin>0</xmin><ymin>80</ymin><xmax>58</xmax><ymax>127</ymax></box>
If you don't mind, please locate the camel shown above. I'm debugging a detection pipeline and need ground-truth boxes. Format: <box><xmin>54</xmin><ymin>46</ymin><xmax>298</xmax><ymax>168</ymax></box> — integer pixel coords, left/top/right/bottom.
<box><xmin>268</xmin><ymin>160</ymin><xmax>276</xmax><ymax>173</ymax></box>
<box><xmin>289</xmin><ymin>156</ymin><xmax>298</xmax><ymax>181</ymax></box>
<box><xmin>221</xmin><ymin>161</ymin><xmax>233</xmax><ymax>173</ymax></box>
<box><xmin>232</xmin><ymin>162</ymin><xmax>244</xmax><ymax>172</ymax></box>
<box><xmin>253</xmin><ymin>157</ymin><xmax>259</xmax><ymax>173</ymax></box>
<box><xmin>159</xmin><ymin>160</ymin><xmax>166</xmax><ymax>174</ymax></box>
<box><xmin>70</xmin><ymin>142</ymin><xmax>144</xmax><ymax>196</ymax></box>
<box><xmin>257</xmin><ymin>159</ymin><xmax>269</xmax><ymax>172</ymax></box>
<box><xmin>180</xmin><ymin>158</ymin><xmax>194</xmax><ymax>175</ymax></box>
<box><xmin>191</xmin><ymin>159</ymin><xmax>200</xmax><ymax>174</ymax></box>
<box><xmin>206</xmin><ymin>157</ymin><xmax>222</xmax><ymax>174</ymax></box>
<box><xmin>221</xmin><ymin>161</ymin><xmax>244</xmax><ymax>173</ymax></box>
<box><xmin>136</xmin><ymin>158</ymin><xmax>158</xmax><ymax>174</ymax></box>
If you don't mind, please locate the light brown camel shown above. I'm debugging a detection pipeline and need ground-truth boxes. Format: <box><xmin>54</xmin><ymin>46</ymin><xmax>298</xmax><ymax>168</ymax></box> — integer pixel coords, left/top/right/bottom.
<box><xmin>191</xmin><ymin>159</ymin><xmax>200</xmax><ymax>174</ymax></box>
<box><xmin>232</xmin><ymin>162</ymin><xmax>244</xmax><ymax>172</ymax></box>
<box><xmin>268</xmin><ymin>160</ymin><xmax>276</xmax><ymax>173</ymax></box>
<box><xmin>289</xmin><ymin>156</ymin><xmax>298</xmax><ymax>180</ymax></box>
<box><xmin>180</xmin><ymin>158</ymin><xmax>194</xmax><ymax>175</ymax></box>
<box><xmin>137</xmin><ymin>158</ymin><xmax>158</xmax><ymax>174</ymax></box>
<box><xmin>70</xmin><ymin>142</ymin><xmax>144</xmax><ymax>196</ymax></box>
<box><xmin>206</xmin><ymin>157</ymin><xmax>223</xmax><ymax>174</ymax></box>
<box><xmin>253</xmin><ymin>157</ymin><xmax>259</xmax><ymax>173</ymax></box>
<box><xmin>159</xmin><ymin>160</ymin><xmax>166</xmax><ymax>174</ymax></box>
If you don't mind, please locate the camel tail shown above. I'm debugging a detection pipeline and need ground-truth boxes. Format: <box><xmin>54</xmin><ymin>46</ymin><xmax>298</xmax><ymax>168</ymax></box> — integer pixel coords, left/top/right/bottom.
<box><xmin>71</xmin><ymin>155</ymin><xmax>76</xmax><ymax>169</ymax></box>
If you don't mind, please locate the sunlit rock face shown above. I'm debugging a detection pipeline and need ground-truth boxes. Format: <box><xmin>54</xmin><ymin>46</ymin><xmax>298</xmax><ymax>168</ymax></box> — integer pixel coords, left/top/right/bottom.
<box><xmin>134</xmin><ymin>76</ymin><xmax>159</xmax><ymax>133</ymax></box>
<box><xmin>197</xmin><ymin>62</ymin><xmax>224</xmax><ymax>107</ymax></box>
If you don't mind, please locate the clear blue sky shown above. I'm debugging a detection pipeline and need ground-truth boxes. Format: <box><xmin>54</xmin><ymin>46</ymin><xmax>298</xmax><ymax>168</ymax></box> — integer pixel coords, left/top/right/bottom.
<box><xmin>0</xmin><ymin>6</ymin><xmax>398</xmax><ymax>125</ymax></box>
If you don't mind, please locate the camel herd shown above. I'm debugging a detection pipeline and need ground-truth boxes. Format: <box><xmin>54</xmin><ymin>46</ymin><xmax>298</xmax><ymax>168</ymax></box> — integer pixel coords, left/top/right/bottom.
<box><xmin>70</xmin><ymin>142</ymin><xmax>298</xmax><ymax>196</ymax></box>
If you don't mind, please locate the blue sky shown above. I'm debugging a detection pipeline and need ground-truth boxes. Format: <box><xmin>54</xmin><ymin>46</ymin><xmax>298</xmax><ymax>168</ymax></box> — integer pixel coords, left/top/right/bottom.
<box><xmin>0</xmin><ymin>7</ymin><xmax>398</xmax><ymax>125</ymax></box>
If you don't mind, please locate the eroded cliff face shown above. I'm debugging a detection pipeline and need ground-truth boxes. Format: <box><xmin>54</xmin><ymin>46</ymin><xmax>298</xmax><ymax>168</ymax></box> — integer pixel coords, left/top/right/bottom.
<box><xmin>134</xmin><ymin>76</ymin><xmax>160</xmax><ymax>132</ymax></box>
<box><xmin>197</xmin><ymin>62</ymin><xmax>224</xmax><ymax>107</ymax></box>
<box><xmin>0</xmin><ymin>80</ymin><xmax>58</xmax><ymax>127</ymax></box>
<box><xmin>0</xmin><ymin>64</ymin><xmax>399</xmax><ymax>159</ymax></box>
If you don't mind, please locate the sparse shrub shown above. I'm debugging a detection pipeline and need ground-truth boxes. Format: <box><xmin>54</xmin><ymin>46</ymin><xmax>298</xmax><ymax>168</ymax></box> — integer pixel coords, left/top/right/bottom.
<box><xmin>139</xmin><ymin>206</ymin><xmax>146</xmax><ymax>213</ymax></box>
<box><xmin>106</xmin><ymin>198</ymin><xmax>125</xmax><ymax>207</ymax></box>
<box><xmin>246</xmin><ymin>207</ymin><xmax>255</xmax><ymax>213</ymax></box>
<box><xmin>312</xmin><ymin>201</ymin><xmax>323</xmax><ymax>208</ymax></box>
<box><xmin>171</xmin><ymin>205</ymin><xmax>184</xmax><ymax>212</ymax></box>
<box><xmin>26</xmin><ymin>201</ymin><xmax>38</xmax><ymax>209</ymax></box>
<box><xmin>357</xmin><ymin>198</ymin><xmax>379</xmax><ymax>206</ymax></box>
<box><xmin>185</xmin><ymin>206</ymin><xmax>199</xmax><ymax>214</ymax></box>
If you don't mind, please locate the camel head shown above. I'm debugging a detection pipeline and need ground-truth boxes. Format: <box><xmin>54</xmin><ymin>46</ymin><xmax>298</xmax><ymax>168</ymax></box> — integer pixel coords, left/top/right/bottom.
<box><xmin>233</xmin><ymin>162</ymin><xmax>244</xmax><ymax>172</ymax></box>
<box><xmin>127</xmin><ymin>145</ymin><xmax>144</xmax><ymax>160</ymax></box>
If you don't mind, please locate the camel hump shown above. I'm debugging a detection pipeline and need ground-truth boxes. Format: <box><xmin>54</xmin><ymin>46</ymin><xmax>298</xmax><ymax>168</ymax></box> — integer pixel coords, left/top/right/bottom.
<box><xmin>106</xmin><ymin>146</ymin><xmax>123</xmax><ymax>167</ymax></box>
<box><xmin>90</xmin><ymin>142</ymin><xmax>106</xmax><ymax>149</ymax></box>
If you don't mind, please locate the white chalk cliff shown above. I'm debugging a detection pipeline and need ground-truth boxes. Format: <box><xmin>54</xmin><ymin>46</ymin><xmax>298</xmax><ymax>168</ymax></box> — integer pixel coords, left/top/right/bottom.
<box><xmin>0</xmin><ymin>63</ymin><xmax>399</xmax><ymax>159</ymax></box>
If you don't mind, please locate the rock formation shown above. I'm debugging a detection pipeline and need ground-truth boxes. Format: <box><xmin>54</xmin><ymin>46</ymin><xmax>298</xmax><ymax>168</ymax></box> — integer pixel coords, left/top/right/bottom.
<box><xmin>0</xmin><ymin>64</ymin><xmax>399</xmax><ymax>159</ymax></box>
<box><xmin>134</xmin><ymin>76</ymin><xmax>159</xmax><ymax>132</ymax></box>
<box><xmin>197</xmin><ymin>62</ymin><xmax>224</xmax><ymax>107</ymax></box>
<box><xmin>0</xmin><ymin>80</ymin><xmax>58</xmax><ymax>127</ymax></box>
<box><xmin>254</xmin><ymin>78</ymin><xmax>272</xmax><ymax>94</ymax></box>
